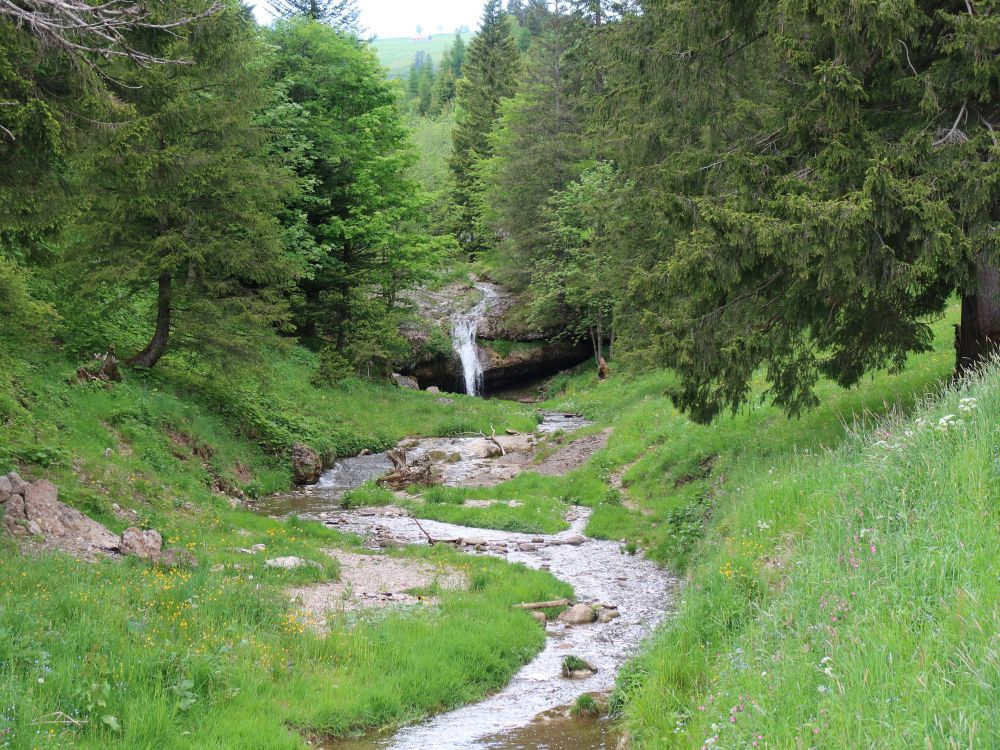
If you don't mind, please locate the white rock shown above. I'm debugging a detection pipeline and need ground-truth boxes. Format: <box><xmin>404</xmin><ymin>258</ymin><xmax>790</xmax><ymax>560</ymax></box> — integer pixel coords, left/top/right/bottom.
<box><xmin>265</xmin><ymin>556</ymin><xmax>321</xmax><ymax>570</ymax></box>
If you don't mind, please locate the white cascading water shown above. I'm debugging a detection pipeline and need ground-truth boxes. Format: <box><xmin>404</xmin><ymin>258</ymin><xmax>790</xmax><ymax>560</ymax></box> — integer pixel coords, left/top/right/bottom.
<box><xmin>452</xmin><ymin>283</ymin><xmax>497</xmax><ymax>396</ymax></box>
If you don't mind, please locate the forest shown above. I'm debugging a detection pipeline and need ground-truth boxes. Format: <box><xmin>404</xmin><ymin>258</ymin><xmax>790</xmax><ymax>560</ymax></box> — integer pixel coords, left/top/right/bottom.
<box><xmin>2</xmin><ymin>0</ymin><xmax>1000</xmax><ymax>748</ymax></box>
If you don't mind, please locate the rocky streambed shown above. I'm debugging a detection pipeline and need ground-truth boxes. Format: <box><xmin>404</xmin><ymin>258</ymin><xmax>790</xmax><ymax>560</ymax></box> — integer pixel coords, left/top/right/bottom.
<box><xmin>255</xmin><ymin>414</ymin><xmax>679</xmax><ymax>750</ymax></box>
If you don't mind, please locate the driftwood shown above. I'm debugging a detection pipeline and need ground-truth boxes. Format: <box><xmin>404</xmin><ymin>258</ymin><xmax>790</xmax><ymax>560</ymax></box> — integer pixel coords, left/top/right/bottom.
<box><xmin>378</xmin><ymin>448</ymin><xmax>441</xmax><ymax>490</ymax></box>
<box><xmin>486</xmin><ymin>426</ymin><xmax>506</xmax><ymax>456</ymax></box>
<box><xmin>513</xmin><ymin>598</ymin><xmax>572</xmax><ymax>610</ymax></box>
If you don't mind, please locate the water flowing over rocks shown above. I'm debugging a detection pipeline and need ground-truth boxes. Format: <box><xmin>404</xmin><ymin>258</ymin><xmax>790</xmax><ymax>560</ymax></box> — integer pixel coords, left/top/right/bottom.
<box><xmin>256</xmin><ymin>414</ymin><xmax>679</xmax><ymax>750</ymax></box>
<box><xmin>399</xmin><ymin>281</ymin><xmax>593</xmax><ymax>395</ymax></box>
<box><xmin>452</xmin><ymin>282</ymin><xmax>497</xmax><ymax>396</ymax></box>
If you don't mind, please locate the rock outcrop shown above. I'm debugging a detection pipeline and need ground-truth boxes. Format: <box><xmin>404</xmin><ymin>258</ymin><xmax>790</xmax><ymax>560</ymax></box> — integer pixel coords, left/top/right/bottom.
<box><xmin>398</xmin><ymin>281</ymin><xmax>593</xmax><ymax>395</ymax></box>
<box><xmin>0</xmin><ymin>472</ymin><xmax>195</xmax><ymax>566</ymax></box>
<box><xmin>1</xmin><ymin>474</ymin><xmax>118</xmax><ymax>556</ymax></box>
<box><xmin>290</xmin><ymin>442</ymin><xmax>322</xmax><ymax>485</ymax></box>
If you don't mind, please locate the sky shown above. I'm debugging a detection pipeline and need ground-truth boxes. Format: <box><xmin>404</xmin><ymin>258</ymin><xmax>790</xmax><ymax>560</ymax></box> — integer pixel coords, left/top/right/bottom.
<box><xmin>358</xmin><ymin>0</ymin><xmax>486</xmax><ymax>39</ymax></box>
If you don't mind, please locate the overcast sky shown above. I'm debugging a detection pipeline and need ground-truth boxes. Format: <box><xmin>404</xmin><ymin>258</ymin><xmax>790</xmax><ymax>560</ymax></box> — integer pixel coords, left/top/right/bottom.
<box><xmin>359</xmin><ymin>0</ymin><xmax>486</xmax><ymax>38</ymax></box>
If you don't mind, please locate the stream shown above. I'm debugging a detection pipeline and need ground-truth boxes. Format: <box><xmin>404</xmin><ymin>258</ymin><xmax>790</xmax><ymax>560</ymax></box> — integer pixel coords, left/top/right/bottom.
<box><xmin>255</xmin><ymin>414</ymin><xmax>678</xmax><ymax>749</ymax></box>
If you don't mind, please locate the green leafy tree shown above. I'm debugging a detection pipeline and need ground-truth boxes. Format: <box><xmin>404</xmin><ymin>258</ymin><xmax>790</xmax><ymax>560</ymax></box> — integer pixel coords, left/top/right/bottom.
<box><xmin>449</xmin><ymin>0</ymin><xmax>520</xmax><ymax>250</ymax></box>
<box><xmin>78</xmin><ymin>2</ymin><xmax>297</xmax><ymax>369</ymax></box>
<box><xmin>609</xmin><ymin>0</ymin><xmax>1000</xmax><ymax>422</ymax></box>
<box><xmin>269</xmin><ymin>19</ymin><xmax>452</xmax><ymax>368</ymax></box>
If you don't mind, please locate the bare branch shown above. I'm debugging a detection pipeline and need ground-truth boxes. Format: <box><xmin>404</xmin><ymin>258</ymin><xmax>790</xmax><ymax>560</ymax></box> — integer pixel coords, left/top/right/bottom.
<box><xmin>933</xmin><ymin>102</ymin><xmax>968</xmax><ymax>146</ymax></box>
<box><xmin>0</xmin><ymin>0</ymin><xmax>219</xmax><ymax>67</ymax></box>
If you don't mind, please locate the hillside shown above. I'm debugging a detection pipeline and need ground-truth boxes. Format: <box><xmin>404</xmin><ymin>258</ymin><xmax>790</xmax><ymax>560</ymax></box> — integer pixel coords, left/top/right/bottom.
<box><xmin>372</xmin><ymin>33</ymin><xmax>468</xmax><ymax>78</ymax></box>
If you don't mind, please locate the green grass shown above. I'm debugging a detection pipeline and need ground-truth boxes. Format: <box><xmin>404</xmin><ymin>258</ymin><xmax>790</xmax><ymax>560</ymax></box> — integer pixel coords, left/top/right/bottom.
<box><xmin>0</xmin><ymin>343</ymin><xmax>565</xmax><ymax>748</ymax></box>
<box><xmin>614</xmin><ymin>360</ymin><xmax>1000</xmax><ymax>748</ymax></box>
<box><xmin>371</xmin><ymin>34</ymin><xmax>468</xmax><ymax>79</ymax></box>
<box><xmin>341</xmin><ymin>443</ymin><xmax>613</xmax><ymax>534</ymax></box>
<box><xmin>0</xmin><ymin>540</ymin><xmax>569</xmax><ymax>748</ymax></box>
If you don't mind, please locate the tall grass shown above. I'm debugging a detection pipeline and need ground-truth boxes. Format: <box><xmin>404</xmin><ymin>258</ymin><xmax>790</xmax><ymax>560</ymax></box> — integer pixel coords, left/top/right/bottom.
<box><xmin>616</xmin><ymin>359</ymin><xmax>1000</xmax><ymax>748</ymax></box>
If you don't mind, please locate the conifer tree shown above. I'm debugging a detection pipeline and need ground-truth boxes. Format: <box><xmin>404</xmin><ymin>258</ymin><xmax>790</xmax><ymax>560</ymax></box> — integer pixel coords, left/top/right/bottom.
<box><xmin>481</xmin><ymin>8</ymin><xmax>588</xmax><ymax>285</ymax></box>
<box><xmin>609</xmin><ymin>0</ymin><xmax>1000</xmax><ymax>421</ymax></box>
<box><xmin>430</xmin><ymin>33</ymin><xmax>466</xmax><ymax>112</ymax></box>
<box><xmin>269</xmin><ymin>19</ymin><xmax>451</xmax><ymax>366</ymax></box>
<box><xmin>449</xmin><ymin>0</ymin><xmax>520</xmax><ymax>250</ymax></box>
<box><xmin>268</xmin><ymin>0</ymin><xmax>360</xmax><ymax>31</ymax></box>
<box><xmin>79</xmin><ymin>1</ymin><xmax>297</xmax><ymax>368</ymax></box>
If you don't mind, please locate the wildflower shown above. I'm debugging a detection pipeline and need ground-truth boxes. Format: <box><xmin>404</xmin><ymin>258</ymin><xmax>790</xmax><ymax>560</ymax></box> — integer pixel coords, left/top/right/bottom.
<box><xmin>959</xmin><ymin>397</ymin><xmax>978</xmax><ymax>414</ymax></box>
<box><xmin>937</xmin><ymin>414</ymin><xmax>964</xmax><ymax>431</ymax></box>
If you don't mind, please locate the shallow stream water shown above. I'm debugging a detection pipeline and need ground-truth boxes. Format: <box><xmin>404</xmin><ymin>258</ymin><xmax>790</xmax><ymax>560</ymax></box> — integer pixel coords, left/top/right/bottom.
<box><xmin>256</xmin><ymin>415</ymin><xmax>678</xmax><ymax>750</ymax></box>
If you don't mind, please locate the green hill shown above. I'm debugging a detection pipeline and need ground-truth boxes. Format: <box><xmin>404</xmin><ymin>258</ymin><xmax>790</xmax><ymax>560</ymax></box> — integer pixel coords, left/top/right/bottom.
<box><xmin>371</xmin><ymin>33</ymin><xmax>468</xmax><ymax>78</ymax></box>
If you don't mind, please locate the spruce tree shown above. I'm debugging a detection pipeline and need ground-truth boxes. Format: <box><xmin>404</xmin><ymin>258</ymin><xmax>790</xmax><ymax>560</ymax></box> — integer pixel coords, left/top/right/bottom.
<box><xmin>482</xmin><ymin>8</ymin><xmax>588</xmax><ymax>286</ymax></box>
<box><xmin>449</xmin><ymin>0</ymin><xmax>520</xmax><ymax>250</ymax></box>
<box><xmin>269</xmin><ymin>19</ymin><xmax>450</xmax><ymax>366</ymax></box>
<box><xmin>609</xmin><ymin>0</ymin><xmax>1000</xmax><ymax>421</ymax></box>
<box><xmin>78</xmin><ymin>1</ymin><xmax>296</xmax><ymax>368</ymax></box>
<box><xmin>268</xmin><ymin>0</ymin><xmax>360</xmax><ymax>31</ymax></box>
<box><xmin>431</xmin><ymin>33</ymin><xmax>466</xmax><ymax>112</ymax></box>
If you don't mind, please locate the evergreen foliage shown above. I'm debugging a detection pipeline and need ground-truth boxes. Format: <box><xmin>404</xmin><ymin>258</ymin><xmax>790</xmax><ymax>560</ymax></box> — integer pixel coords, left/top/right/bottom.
<box><xmin>267</xmin><ymin>0</ymin><xmax>360</xmax><ymax>31</ymax></box>
<box><xmin>602</xmin><ymin>0</ymin><xmax>1000</xmax><ymax>421</ymax></box>
<box><xmin>269</xmin><ymin>19</ymin><xmax>453</xmax><ymax>372</ymax></box>
<box><xmin>449</xmin><ymin>0</ymin><xmax>520</xmax><ymax>250</ymax></box>
<box><xmin>76</xmin><ymin>1</ymin><xmax>296</xmax><ymax>369</ymax></box>
<box><xmin>481</xmin><ymin>7</ymin><xmax>590</xmax><ymax>286</ymax></box>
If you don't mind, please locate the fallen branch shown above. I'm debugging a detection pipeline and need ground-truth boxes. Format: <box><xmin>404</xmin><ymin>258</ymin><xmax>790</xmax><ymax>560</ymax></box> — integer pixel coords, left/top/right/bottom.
<box><xmin>411</xmin><ymin>516</ymin><xmax>435</xmax><ymax>546</ymax></box>
<box><xmin>487</xmin><ymin>426</ymin><xmax>506</xmax><ymax>456</ymax></box>
<box><xmin>513</xmin><ymin>598</ymin><xmax>572</xmax><ymax>610</ymax></box>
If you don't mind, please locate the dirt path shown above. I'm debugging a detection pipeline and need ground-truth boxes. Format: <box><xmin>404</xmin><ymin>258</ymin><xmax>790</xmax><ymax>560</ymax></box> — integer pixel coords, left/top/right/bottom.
<box><xmin>534</xmin><ymin>429</ymin><xmax>611</xmax><ymax>476</ymax></box>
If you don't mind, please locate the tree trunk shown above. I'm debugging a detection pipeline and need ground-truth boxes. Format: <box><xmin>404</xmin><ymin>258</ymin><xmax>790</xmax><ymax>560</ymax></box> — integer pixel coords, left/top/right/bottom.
<box><xmin>127</xmin><ymin>271</ymin><xmax>172</xmax><ymax>369</ymax></box>
<box><xmin>955</xmin><ymin>256</ymin><xmax>1000</xmax><ymax>375</ymax></box>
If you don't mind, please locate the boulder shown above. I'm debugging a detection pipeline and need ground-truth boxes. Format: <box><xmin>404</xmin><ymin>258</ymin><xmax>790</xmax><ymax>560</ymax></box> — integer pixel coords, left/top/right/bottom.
<box><xmin>2</xmin><ymin>479</ymin><xmax>118</xmax><ymax>553</ymax></box>
<box><xmin>290</xmin><ymin>442</ymin><xmax>322</xmax><ymax>485</ymax></box>
<box><xmin>531</xmin><ymin>611</ymin><xmax>547</xmax><ymax>627</ymax></box>
<box><xmin>7</xmin><ymin>472</ymin><xmax>28</xmax><ymax>495</ymax></box>
<box><xmin>0</xmin><ymin>475</ymin><xmax>12</xmax><ymax>503</ymax></box>
<box><xmin>392</xmin><ymin>373</ymin><xmax>419</xmax><ymax>390</ymax></box>
<box><xmin>120</xmin><ymin>527</ymin><xmax>163</xmax><ymax>559</ymax></box>
<box><xmin>557</xmin><ymin>603</ymin><xmax>598</xmax><ymax>625</ymax></box>
<box><xmin>425</xmin><ymin>386</ymin><xmax>441</xmax><ymax>394</ymax></box>
<box><xmin>265</xmin><ymin>556</ymin><xmax>321</xmax><ymax>570</ymax></box>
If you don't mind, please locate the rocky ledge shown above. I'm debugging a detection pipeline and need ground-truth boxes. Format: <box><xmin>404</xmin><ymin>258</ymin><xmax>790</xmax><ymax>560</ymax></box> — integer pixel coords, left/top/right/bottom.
<box><xmin>399</xmin><ymin>281</ymin><xmax>592</xmax><ymax>394</ymax></box>
<box><xmin>1</xmin><ymin>471</ymin><xmax>195</xmax><ymax>566</ymax></box>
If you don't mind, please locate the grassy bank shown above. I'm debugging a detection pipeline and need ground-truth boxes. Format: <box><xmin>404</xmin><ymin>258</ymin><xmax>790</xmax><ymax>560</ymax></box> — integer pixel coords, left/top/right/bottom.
<box><xmin>615</xmin><ymin>360</ymin><xmax>1000</xmax><ymax>748</ymax></box>
<box><xmin>0</xmin><ymin>344</ymin><xmax>566</xmax><ymax>749</ymax></box>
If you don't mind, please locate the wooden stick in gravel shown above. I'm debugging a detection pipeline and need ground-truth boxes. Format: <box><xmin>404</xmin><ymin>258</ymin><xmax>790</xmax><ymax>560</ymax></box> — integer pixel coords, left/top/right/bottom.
<box><xmin>513</xmin><ymin>599</ymin><xmax>572</xmax><ymax>610</ymax></box>
<box><xmin>488</xmin><ymin>425</ymin><xmax>506</xmax><ymax>456</ymax></box>
<box><xmin>411</xmin><ymin>516</ymin><xmax>435</xmax><ymax>546</ymax></box>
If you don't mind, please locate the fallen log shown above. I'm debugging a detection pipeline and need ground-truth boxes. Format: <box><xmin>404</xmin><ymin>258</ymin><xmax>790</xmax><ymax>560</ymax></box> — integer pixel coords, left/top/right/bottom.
<box><xmin>513</xmin><ymin>598</ymin><xmax>572</xmax><ymax>610</ymax></box>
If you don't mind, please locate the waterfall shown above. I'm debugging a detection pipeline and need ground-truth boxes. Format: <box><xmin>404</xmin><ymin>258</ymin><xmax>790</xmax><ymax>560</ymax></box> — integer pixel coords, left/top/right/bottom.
<box><xmin>452</xmin><ymin>283</ymin><xmax>497</xmax><ymax>396</ymax></box>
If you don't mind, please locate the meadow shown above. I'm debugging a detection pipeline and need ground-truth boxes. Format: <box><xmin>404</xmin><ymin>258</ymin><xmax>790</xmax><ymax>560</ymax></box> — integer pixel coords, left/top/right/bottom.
<box><xmin>371</xmin><ymin>34</ymin><xmax>468</xmax><ymax>78</ymax></box>
<box><xmin>0</xmin><ymin>344</ymin><xmax>562</xmax><ymax>749</ymax></box>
